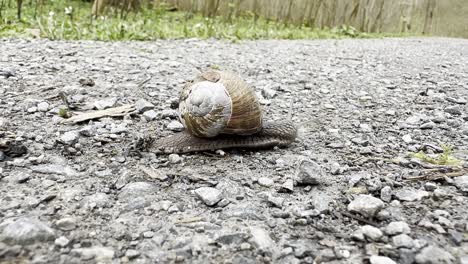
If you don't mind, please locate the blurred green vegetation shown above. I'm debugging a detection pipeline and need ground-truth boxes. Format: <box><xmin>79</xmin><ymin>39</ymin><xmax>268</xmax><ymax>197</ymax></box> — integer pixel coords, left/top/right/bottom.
<box><xmin>0</xmin><ymin>0</ymin><xmax>402</xmax><ymax>41</ymax></box>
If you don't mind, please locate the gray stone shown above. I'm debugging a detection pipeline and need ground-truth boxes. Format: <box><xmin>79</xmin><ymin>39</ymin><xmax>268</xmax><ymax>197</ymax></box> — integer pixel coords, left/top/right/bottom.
<box><xmin>135</xmin><ymin>99</ymin><xmax>155</xmax><ymax>113</ymax></box>
<box><xmin>79</xmin><ymin>125</ymin><xmax>96</xmax><ymax>137</ymax></box>
<box><xmin>281</xmin><ymin>179</ymin><xmax>294</xmax><ymax>192</ymax></box>
<box><xmin>71</xmin><ymin>246</ymin><xmax>114</xmax><ymax>262</ymax></box>
<box><xmin>94</xmin><ymin>98</ymin><xmax>117</xmax><ymax>110</ymax></box>
<box><xmin>249</xmin><ymin>226</ymin><xmax>275</xmax><ymax>254</ymax></box>
<box><xmin>394</xmin><ymin>189</ymin><xmax>429</xmax><ymax>202</ymax></box>
<box><xmin>347</xmin><ymin>194</ymin><xmax>385</xmax><ymax>217</ymax></box>
<box><xmin>460</xmin><ymin>255</ymin><xmax>468</xmax><ymax>264</ymax></box>
<box><xmin>195</xmin><ymin>187</ymin><xmax>222</xmax><ymax>206</ymax></box>
<box><xmin>54</xmin><ymin>236</ymin><xmax>70</xmax><ymax>247</ymax></box>
<box><xmin>296</xmin><ymin>160</ymin><xmax>323</xmax><ymax>186</ymax></box>
<box><xmin>167</xmin><ymin>120</ymin><xmax>184</xmax><ymax>132</ymax></box>
<box><xmin>81</xmin><ymin>193</ymin><xmax>110</xmax><ymax>209</ymax></box>
<box><xmin>420</xmin><ymin>122</ymin><xmax>435</xmax><ymax>129</ymax></box>
<box><xmin>360</xmin><ymin>225</ymin><xmax>383</xmax><ymax>241</ymax></box>
<box><xmin>370</xmin><ymin>255</ymin><xmax>397</xmax><ymax>264</ymax></box>
<box><xmin>444</xmin><ymin>106</ymin><xmax>462</xmax><ymax>115</ymax></box>
<box><xmin>453</xmin><ymin>176</ymin><xmax>468</xmax><ymax>192</ymax></box>
<box><xmin>142</xmin><ymin>110</ymin><xmax>158</xmax><ymax>121</ymax></box>
<box><xmin>161</xmin><ymin>109</ymin><xmax>179</xmax><ymax>119</ymax></box>
<box><xmin>257</xmin><ymin>177</ymin><xmax>274</xmax><ymax>187</ymax></box>
<box><xmin>446</xmin><ymin>97</ymin><xmax>467</xmax><ymax>104</ymax></box>
<box><xmin>392</xmin><ymin>234</ymin><xmax>414</xmax><ymax>248</ymax></box>
<box><xmin>60</xmin><ymin>131</ymin><xmax>79</xmax><ymax>145</ymax></box>
<box><xmin>385</xmin><ymin>221</ymin><xmax>411</xmax><ymax>235</ymax></box>
<box><xmin>56</xmin><ymin>217</ymin><xmax>77</xmax><ymax>231</ymax></box>
<box><xmin>380</xmin><ymin>186</ymin><xmax>392</xmax><ymax>202</ymax></box>
<box><xmin>125</xmin><ymin>249</ymin><xmax>140</xmax><ymax>259</ymax></box>
<box><xmin>415</xmin><ymin>246</ymin><xmax>455</xmax><ymax>264</ymax></box>
<box><xmin>118</xmin><ymin>182</ymin><xmax>158</xmax><ymax>202</ymax></box>
<box><xmin>424</xmin><ymin>182</ymin><xmax>437</xmax><ymax>191</ymax></box>
<box><xmin>0</xmin><ymin>218</ymin><xmax>55</xmax><ymax>245</ymax></box>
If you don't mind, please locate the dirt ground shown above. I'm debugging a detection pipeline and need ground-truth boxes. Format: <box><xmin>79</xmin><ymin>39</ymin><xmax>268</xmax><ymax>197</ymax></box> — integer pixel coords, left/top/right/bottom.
<box><xmin>0</xmin><ymin>37</ymin><xmax>467</xmax><ymax>264</ymax></box>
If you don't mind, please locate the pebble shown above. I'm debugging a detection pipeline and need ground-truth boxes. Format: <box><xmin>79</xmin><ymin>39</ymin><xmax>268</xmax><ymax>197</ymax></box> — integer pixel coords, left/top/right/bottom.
<box><xmin>394</xmin><ymin>189</ymin><xmax>429</xmax><ymax>202</ymax></box>
<box><xmin>380</xmin><ymin>186</ymin><xmax>392</xmax><ymax>202</ymax></box>
<box><xmin>415</xmin><ymin>245</ymin><xmax>455</xmax><ymax>264</ymax></box>
<box><xmin>135</xmin><ymin>99</ymin><xmax>155</xmax><ymax>113</ymax></box>
<box><xmin>168</xmin><ymin>153</ymin><xmax>182</xmax><ymax>163</ymax></box>
<box><xmin>444</xmin><ymin>105</ymin><xmax>461</xmax><ymax>115</ymax></box>
<box><xmin>54</xmin><ymin>236</ymin><xmax>70</xmax><ymax>247</ymax></box>
<box><xmin>194</xmin><ymin>187</ymin><xmax>222</xmax><ymax>206</ymax></box>
<box><xmin>453</xmin><ymin>176</ymin><xmax>468</xmax><ymax>193</ymax></box>
<box><xmin>424</xmin><ymin>182</ymin><xmax>437</xmax><ymax>191</ymax></box>
<box><xmin>257</xmin><ymin>177</ymin><xmax>274</xmax><ymax>187</ymax></box>
<box><xmin>369</xmin><ymin>255</ymin><xmax>397</xmax><ymax>264</ymax></box>
<box><xmin>0</xmin><ymin>217</ymin><xmax>55</xmax><ymax>245</ymax></box>
<box><xmin>71</xmin><ymin>246</ymin><xmax>114</xmax><ymax>262</ymax></box>
<box><xmin>167</xmin><ymin>120</ymin><xmax>184</xmax><ymax>131</ymax></box>
<box><xmin>94</xmin><ymin>98</ymin><xmax>117</xmax><ymax>110</ymax></box>
<box><xmin>385</xmin><ymin>221</ymin><xmax>411</xmax><ymax>235</ymax></box>
<box><xmin>296</xmin><ymin>160</ymin><xmax>323</xmax><ymax>186</ymax></box>
<box><xmin>31</xmin><ymin>164</ymin><xmax>78</xmax><ymax>177</ymax></box>
<box><xmin>392</xmin><ymin>234</ymin><xmax>414</xmax><ymax>248</ymax></box>
<box><xmin>249</xmin><ymin>226</ymin><xmax>275</xmax><ymax>254</ymax></box>
<box><xmin>446</xmin><ymin>97</ymin><xmax>467</xmax><ymax>104</ymax></box>
<box><xmin>402</xmin><ymin>134</ymin><xmax>412</xmax><ymax>143</ymax></box>
<box><xmin>160</xmin><ymin>109</ymin><xmax>179</xmax><ymax>119</ymax></box>
<box><xmin>118</xmin><ymin>182</ymin><xmax>158</xmax><ymax>202</ymax></box>
<box><xmin>347</xmin><ymin>194</ymin><xmax>385</xmax><ymax>217</ymax></box>
<box><xmin>360</xmin><ymin>225</ymin><xmax>383</xmax><ymax>241</ymax></box>
<box><xmin>261</xmin><ymin>87</ymin><xmax>277</xmax><ymax>99</ymax></box>
<box><xmin>125</xmin><ymin>249</ymin><xmax>140</xmax><ymax>259</ymax></box>
<box><xmin>280</xmin><ymin>179</ymin><xmax>294</xmax><ymax>192</ymax></box>
<box><xmin>37</xmin><ymin>102</ymin><xmax>49</xmax><ymax>112</ymax></box>
<box><xmin>56</xmin><ymin>217</ymin><xmax>77</xmax><ymax>231</ymax></box>
<box><xmin>142</xmin><ymin>110</ymin><xmax>158</xmax><ymax>121</ymax></box>
<box><xmin>420</xmin><ymin>121</ymin><xmax>435</xmax><ymax>129</ymax></box>
<box><xmin>60</xmin><ymin>131</ymin><xmax>79</xmax><ymax>145</ymax></box>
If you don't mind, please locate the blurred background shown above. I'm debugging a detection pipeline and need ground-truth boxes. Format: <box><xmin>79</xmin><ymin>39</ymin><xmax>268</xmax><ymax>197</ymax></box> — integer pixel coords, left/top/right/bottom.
<box><xmin>1</xmin><ymin>0</ymin><xmax>467</xmax><ymax>40</ymax></box>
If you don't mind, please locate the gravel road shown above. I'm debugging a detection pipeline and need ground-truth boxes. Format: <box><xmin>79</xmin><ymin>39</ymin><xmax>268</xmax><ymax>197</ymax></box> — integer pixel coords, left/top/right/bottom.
<box><xmin>0</xmin><ymin>37</ymin><xmax>467</xmax><ymax>264</ymax></box>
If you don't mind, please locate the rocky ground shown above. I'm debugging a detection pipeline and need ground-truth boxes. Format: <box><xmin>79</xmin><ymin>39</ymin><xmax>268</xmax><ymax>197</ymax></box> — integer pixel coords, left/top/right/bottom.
<box><xmin>0</xmin><ymin>37</ymin><xmax>467</xmax><ymax>264</ymax></box>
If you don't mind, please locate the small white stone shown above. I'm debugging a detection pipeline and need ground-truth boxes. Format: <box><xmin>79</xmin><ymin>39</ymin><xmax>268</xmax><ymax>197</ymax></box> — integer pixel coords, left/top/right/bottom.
<box><xmin>60</xmin><ymin>131</ymin><xmax>79</xmax><ymax>145</ymax></box>
<box><xmin>168</xmin><ymin>154</ymin><xmax>182</xmax><ymax>164</ymax></box>
<box><xmin>142</xmin><ymin>110</ymin><xmax>158</xmax><ymax>121</ymax></box>
<box><xmin>167</xmin><ymin>120</ymin><xmax>184</xmax><ymax>132</ymax></box>
<box><xmin>54</xmin><ymin>236</ymin><xmax>70</xmax><ymax>247</ymax></box>
<box><xmin>257</xmin><ymin>177</ymin><xmax>274</xmax><ymax>187</ymax></box>
<box><xmin>370</xmin><ymin>255</ymin><xmax>397</xmax><ymax>264</ymax></box>
<box><xmin>402</xmin><ymin>134</ymin><xmax>412</xmax><ymax>143</ymax></box>
<box><xmin>37</xmin><ymin>102</ymin><xmax>50</xmax><ymax>112</ymax></box>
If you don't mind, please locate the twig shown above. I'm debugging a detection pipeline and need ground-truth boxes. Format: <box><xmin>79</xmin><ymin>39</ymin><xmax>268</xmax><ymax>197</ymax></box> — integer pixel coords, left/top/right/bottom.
<box><xmin>61</xmin><ymin>104</ymin><xmax>136</xmax><ymax>124</ymax></box>
<box><xmin>339</xmin><ymin>211</ymin><xmax>379</xmax><ymax>227</ymax></box>
<box><xmin>406</xmin><ymin>168</ymin><xmax>467</xmax><ymax>181</ymax></box>
<box><xmin>58</xmin><ymin>91</ymin><xmax>71</xmax><ymax>110</ymax></box>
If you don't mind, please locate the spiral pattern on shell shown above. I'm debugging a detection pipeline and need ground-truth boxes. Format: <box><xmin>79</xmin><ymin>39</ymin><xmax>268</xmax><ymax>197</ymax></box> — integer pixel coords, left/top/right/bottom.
<box><xmin>178</xmin><ymin>70</ymin><xmax>263</xmax><ymax>138</ymax></box>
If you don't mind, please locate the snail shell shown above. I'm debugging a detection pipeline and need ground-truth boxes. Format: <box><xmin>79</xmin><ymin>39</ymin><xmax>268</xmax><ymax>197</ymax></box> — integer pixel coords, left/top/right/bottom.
<box><xmin>178</xmin><ymin>70</ymin><xmax>263</xmax><ymax>138</ymax></box>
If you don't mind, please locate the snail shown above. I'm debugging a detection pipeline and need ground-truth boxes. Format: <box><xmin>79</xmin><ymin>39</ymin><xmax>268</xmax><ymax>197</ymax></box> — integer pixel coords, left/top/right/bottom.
<box><xmin>152</xmin><ymin>70</ymin><xmax>298</xmax><ymax>154</ymax></box>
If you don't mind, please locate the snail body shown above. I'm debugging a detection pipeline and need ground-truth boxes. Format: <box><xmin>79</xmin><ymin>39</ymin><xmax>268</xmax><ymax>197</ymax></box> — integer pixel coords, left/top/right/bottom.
<box><xmin>152</xmin><ymin>70</ymin><xmax>297</xmax><ymax>154</ymax></box>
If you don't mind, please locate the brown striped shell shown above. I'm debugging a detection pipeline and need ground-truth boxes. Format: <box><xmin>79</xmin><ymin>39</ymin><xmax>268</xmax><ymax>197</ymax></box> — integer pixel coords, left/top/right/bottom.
<box><xmin>178</xmin><ymin>70</ymin><xmax>263</xmax><ymax>138</ymax></box>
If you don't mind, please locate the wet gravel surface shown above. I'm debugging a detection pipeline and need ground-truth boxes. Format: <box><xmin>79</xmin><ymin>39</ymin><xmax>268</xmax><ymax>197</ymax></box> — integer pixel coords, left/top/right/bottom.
<box><xmin>0</xmin><ymin>37</ymin><xmax>467</xmax><ymax>264</ymax></box>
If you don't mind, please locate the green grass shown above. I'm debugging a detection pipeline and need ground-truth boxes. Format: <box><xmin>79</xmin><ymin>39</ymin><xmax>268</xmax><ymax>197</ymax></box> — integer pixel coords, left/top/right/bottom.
<box><xmin>0</xmin><ymin>0</ymin><xmax>397</xmax><ymax>41</ymax></box>
<box><xmin>410</xmin><ymin>145</ymin><xmax>461</xmax><ymax>166</ymax></box>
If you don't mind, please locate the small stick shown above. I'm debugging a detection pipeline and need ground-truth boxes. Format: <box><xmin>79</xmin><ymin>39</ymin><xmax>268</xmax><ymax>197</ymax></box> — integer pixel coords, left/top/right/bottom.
<box><xmin>340</xmin><ymin>211</ymin><xmax>380</xmax><ymax>227</ymax></box>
